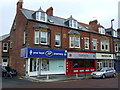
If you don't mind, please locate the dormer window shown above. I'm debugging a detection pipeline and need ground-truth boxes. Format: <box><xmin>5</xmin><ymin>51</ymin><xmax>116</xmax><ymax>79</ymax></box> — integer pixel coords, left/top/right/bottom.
<box><xmin>69</xmin><ymin>19</ymin><xmax>78</xmax><ymax>29</ymax></box>
<box><xmin>113</xmin><ymin>31</ymin><xmax>117</xmax><ymax>37</ymax></box>
<box><xmin>33</xmin><ymin>7</ymin><xmax>47</xmax><ymax>22</ymax></box>
<box><xmin>99</xmin><ymin>27</ymin><xmax>105</xmax><ymax>34</ymax></box>
<box><xmin>36</xmin><ymin>12</ymin><xmax>47</xmax><ymax>22</ymax></box>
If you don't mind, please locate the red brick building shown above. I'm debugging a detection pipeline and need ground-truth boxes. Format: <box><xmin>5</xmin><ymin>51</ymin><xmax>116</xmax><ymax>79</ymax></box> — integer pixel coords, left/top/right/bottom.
<box><xmin>9</xmin><ymin>0</ymin><xmax>119</xmax><ymax>76</ymax></box>
<box><xmin>0</xmin><ymin>34</ymin><xmax>10</xmax><ymax>66</ymax></box>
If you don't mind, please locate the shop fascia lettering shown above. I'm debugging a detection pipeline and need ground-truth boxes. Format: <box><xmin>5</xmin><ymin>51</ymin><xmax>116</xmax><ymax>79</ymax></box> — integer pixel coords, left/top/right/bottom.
<box><xmin>67</xmin><ymin>52</ymin><xmax>96</xmax><ymax>59</ymax></box>
<box><xmin>21</xmin><ymin>48</ymin><xmax>67</xmax><ymax>58</ymax></box>
<box><xmin>96</xmin><ymin>53</ymin><xmax>113</xmax><ymax>59</ymax></box>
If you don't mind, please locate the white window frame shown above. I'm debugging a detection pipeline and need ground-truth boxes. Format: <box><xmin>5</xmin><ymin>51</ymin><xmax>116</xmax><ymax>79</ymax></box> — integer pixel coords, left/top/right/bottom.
<box><xmin>99</xmin><ymin>27</ymin><xmax>105</xmax><ymax>34</ymax></box>
<box><xmin>93</xmin><ymin>39</ymin><xmax>97</xmax><ymax>50</ymax></box>
<box><xmin>70</xmin><ymin>36</ymin><xmax>74</xmax><ymax>48</ymax></box>
<box><xmin>101</xmin><ymin>40</ymin><xmax>105</xmax><ymax>51</ymax></box>
<box><xmin>55</xmin><ymin>34</ymin><xmax>61</xmax><ymax>47</ymax></box>
<box><xmin>105</xmin><ymin>40</ymin><xmax>109</xmax><ymax>51</ymax></box>
<box><xmin>75</xmin><ymin>36</ymin><xmax>80</xmax><ymax>48</ymax></box>
<box><xmin>69</xmin><ymin>36</ymin><xmax>80</xmax><ymax>48</ymax></box>
<box><xmin>24</xmin><ymin>31</ymin><xmax>26</xmax><ymax>44</ymax></box>
<box><xmin>34</xmin><ymin>31</ymin><xmax>40</xmax><ymax>44</ymax></box>
<box><xmin>84</xmin><ymin>37</ymin><xmax>89</xmax><ymax>49</ymax></box>
<box><xmin>3</xmin><ymin>42</ymin><xmax>8</xmax><ymax>52</ymax></box>
<box><xmin>40</xmin><ymin>31</ymin><xmax>48</xmax><ymax>45</ymax></box>
<box><xmin>115</xmin><ymin>43</ymin><xmax>118</xmax><ymax>52</ymax></box>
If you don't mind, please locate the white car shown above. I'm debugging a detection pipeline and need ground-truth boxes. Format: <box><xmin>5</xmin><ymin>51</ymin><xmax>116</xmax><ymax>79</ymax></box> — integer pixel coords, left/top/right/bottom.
<box><xmin>91</xmin><ymin>67</ymin><xmax>116</xmax><ymax>79</ymax></box>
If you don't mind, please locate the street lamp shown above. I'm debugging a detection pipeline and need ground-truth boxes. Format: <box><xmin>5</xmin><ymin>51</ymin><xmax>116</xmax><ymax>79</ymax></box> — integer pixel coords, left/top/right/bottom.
<box><xmin>111</xmin><ymin>19</ymin><xmax>114</xmax><ymax>28</ymax></box>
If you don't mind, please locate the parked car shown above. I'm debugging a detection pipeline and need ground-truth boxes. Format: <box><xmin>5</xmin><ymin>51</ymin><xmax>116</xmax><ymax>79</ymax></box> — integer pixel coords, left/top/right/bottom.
<box><xmin>1</xmin><ymin>66</ymin><xmax>17</xmax><ymax>77</ymax></box>
<box><xmin>91</xmin><ymin>67</ymin><xmax>116</xmax><ymax>79</ymax></box>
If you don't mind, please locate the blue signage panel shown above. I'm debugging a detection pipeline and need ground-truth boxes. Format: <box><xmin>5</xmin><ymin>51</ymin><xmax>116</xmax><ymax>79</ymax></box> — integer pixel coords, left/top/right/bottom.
<box><xmin>21</xmin><ymin>48</ymin><xmax>67</xmax><ymax>59</ymax></box>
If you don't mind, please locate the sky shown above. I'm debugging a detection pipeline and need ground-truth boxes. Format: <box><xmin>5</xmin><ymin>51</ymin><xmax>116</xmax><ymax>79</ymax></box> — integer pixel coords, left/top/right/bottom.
<box><xmin>0</xmin><ymin>0</ymin><xmax>120</xmax><ymax>36</ymax></box>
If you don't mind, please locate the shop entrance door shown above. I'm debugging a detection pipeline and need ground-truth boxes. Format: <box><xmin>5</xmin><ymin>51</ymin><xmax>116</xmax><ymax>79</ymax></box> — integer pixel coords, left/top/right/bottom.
<box><xmin>28</xmin><ymin>58</ymin><xmax>40</xmax><ymax>76</ymax></box>
<box><xmin>41</xmin><ymin>59</ymin><xmax>49</xmax><ymax>75</ymax></box>
<box><xmin>97</xmin><ymin>62</ymin><xmax>103</xmax><ymax>70</ymax></box>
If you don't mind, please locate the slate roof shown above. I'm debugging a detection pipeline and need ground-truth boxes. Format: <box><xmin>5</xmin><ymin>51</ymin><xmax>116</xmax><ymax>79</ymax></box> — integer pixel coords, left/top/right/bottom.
<box><xmin>20</xmin><ymin>8</ymin><xmax>88</xmax><ymax>31</ymax></box>
<box><xmin>0</xmin><ymin>34</ymin><xmax>10</xmax><ymax>41</ymax></box>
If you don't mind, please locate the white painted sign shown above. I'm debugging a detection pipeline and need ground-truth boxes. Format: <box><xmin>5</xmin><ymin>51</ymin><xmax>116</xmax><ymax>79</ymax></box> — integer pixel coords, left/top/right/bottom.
<box><xmin>96</xmin><ymin>53</ymin><xmax>114</xmax><ymax>59</ymax></box>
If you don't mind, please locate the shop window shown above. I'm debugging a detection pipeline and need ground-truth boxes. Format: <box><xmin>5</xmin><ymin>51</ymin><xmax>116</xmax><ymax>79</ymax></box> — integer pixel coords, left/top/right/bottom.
<box><xmin>42</xmin><ymin>59</ymin><xmax>49</xmax><ymax>71</ymax></box>
<box><xmin>3</xmin><ymin>42</ymin><xmax>8</xmax><ymax>52</ymax></box>
<box><xmin>69</xmin><ymin>36</ymin><xmax>80</xmax><ymax>48</ymax></box>
<box><xmin>103</xmin><ymin>60</ymin><xmax>108</xmax><ymax>67</ymax></box>
<box><xmin>30</xmin><ymin>59</ymin><xmax>37</xmax><ymax>72</ymax></box>
<box><xmin>109</xmin><ymin>60</ymin><xmax>114</xmax><ymax>68</ymax></box>
<box><xmin>84</xmin><ymin>38</ymin><xmax>89</xmax><ymax>49</ymax></box>
<box><xmin>55</xmin><ymin>34</ymin><xmax>61</xmax><ymax>47</ymax></box>
<box><xmin>73</xmin><ymin>60</ymin><xmax>94</xmax><ymax>68</ymax></box>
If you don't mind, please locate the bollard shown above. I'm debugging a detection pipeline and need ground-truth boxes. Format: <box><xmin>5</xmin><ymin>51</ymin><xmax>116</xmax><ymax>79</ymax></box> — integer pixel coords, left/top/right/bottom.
<box><xmin>76</xmin><ymin>74</ymin><xmax>78</xmax><ymax>78</ymax></box>
<box><xmin>47</xmin><ymin>75</ymin><xmax>49</xmax><ymax>80</ymax></box>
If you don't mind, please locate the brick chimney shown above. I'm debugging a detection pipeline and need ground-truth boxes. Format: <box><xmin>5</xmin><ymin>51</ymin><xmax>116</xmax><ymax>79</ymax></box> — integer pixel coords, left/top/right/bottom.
<box><xmin>46</xmin><ymin>7</ymin><xmax>53</xmax><ymax>16</ymax></box>
<box><xmin>17</xmin><ymin>0</ymin><xmax>23</xmax><ymax>13</ymax></box>
<box><xmin>88</xmin><ymin>20</ymin><xmax>100</xmax><ymax>32</ymax></box>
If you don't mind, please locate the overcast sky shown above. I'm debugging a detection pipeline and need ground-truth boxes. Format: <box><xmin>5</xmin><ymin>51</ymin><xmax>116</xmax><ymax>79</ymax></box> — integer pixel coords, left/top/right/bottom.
<box><xmin>0</xmin><ymin>0</ymin><xmax>119</xmax><ymax>36</ymax></box>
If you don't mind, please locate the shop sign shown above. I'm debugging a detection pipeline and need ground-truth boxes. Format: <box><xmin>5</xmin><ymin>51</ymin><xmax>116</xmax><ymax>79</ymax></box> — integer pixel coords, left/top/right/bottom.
<box><xmin>96</xmin><ymin>53</ymin><xmax>113</xmax><ymax>59</ymax></box>
<box><xmin>21</xmin><ymin>48</ymin><xmax>67</xmax><ymax>58</ymax></box>
<box><xmin>67</xmin><ymin>52</ymin><xmax>96</xmax><ymax>59</ymax></box>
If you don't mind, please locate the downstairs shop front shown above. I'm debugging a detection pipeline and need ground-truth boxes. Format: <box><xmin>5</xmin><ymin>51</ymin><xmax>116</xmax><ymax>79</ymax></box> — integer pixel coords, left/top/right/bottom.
<box><xmin>66</xmin><ymin>51</ymin><xmax>96</xmax><ymax>75</ymax></box>
<box><xmin>21</xmin><ymin>48</ymin><xmax>67</xmax><ymax>76</ymax></box>
<box><xmin>96</xmin><ymin>53</ymin><xmax>115</xmax><ymax>70</ymax></box>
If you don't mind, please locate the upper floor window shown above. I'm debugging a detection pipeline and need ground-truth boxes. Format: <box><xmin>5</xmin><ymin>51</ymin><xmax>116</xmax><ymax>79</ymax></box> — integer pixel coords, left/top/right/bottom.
<box><xmin>23</xmin><ymin>31</ymin><xmax>26</xmax><ymax>44</ymax></box>
<box><xmin>36</xmin><ymin>12</ymin><xmax>47</xmax><ymax>22</ymax></box>
<box><xmin>55</xmin><ymin>34</ymin><xmax>61</xmax><ymax>47</ymax></box>
<box><xmin>93</xmin><ymin>39</ymin><xmax>97</xmax><ymax>50</ymax></box>
<box><xmin>115</xmin><ymin>43</ymin><xmax>118</xmax><ymax>52</ymax></box>
<box><xmin>35</xmin><ymin>31</ymin><xmax>40</xmax><ymax>44</ymax></box>
<box><xmin>84</xmin><ymin>38</ymin><xmax>89</xmax><ymax>49</ymax></box>
<box><xmin>101</xmin><ymin>40</ymin><xmax>109</xmax><ymax>51</ymax></box>
<box><xmin>99</xmin><ymin>27</ymin><xmax>105</xmax><ymax>34</ymax></box>
<box><xmin>106</xmin><ymin>40</ymin><xmax>109</xmax><ymax>51</ymax></box>
<box><xmin>69</xmin><ymin>36</ymin><xmax>80</xmax><ymax>48</ymax></box>
<box><xmin>40</xmin><ymin>31</ymin><xmax>48</xmax><ymax>45</ymax></box>
<box><xmin>3</xmin><ymin>43</ymin><xmax>8</xmax><ymax>52</ymax></box>
<box><xmin>113</xmin><ymin>31</ymin><xmax>117</xmax><ymax>37</ymax></box>
<box><xmin>34</xmin><ymin>30</ymin><xmax>49</xmax><ymax>45</ymax></box>
<box><xmin>69</xmin><ymin>20</ymin><xmax>78</xmax><ymax>29</ymax></box>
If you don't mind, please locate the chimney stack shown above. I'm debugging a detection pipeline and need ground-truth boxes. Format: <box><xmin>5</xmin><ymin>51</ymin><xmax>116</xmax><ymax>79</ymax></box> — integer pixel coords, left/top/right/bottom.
<box><xmin>46</xmin><ymin>7</ymin><xmax>53</xmax><ymax>16</ymax></box>
<box><xmin>17</xmin><ymin>0</ymin><xmax>23</xmax><ymax>13</ymax></box>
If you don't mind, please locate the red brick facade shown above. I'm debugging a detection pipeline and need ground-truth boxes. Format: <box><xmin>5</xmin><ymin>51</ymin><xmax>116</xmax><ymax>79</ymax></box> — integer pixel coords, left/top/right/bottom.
<box><xmin>8</xmin><ymin>0</ymin><xmax>120</xmax><ymax>75</ymax></box>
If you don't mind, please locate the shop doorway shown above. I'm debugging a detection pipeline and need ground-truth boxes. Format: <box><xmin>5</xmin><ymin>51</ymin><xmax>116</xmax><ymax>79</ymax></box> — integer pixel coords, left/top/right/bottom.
<box><xmin>28</xmin><ymin>58</ymin><xmax>40</xmax><ymax>76</ymax></box>
<box><xmin>97</xmin><ymin>62</ymin><xmax>103</xmax><ymax>70</ymax></box>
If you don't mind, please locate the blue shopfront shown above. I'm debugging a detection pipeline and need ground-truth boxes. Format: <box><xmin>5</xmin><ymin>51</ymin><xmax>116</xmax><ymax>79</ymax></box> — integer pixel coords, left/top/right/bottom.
<box><xmin>21</xmin><ymin>48</ymin><xmax>67</xmax><ymax>76</ymax></box>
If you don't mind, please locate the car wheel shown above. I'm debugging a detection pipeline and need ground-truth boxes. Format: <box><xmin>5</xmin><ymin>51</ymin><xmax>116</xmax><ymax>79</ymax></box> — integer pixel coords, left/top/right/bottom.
<box><xmin>102</xmin><ymin>74</ymin><xmax>105</xmax><ymax>79</ymax></box>
<box><xmin>113</xmin><ymin>73</ymin><xmax>116</xmax><ymax>78</ymax></box>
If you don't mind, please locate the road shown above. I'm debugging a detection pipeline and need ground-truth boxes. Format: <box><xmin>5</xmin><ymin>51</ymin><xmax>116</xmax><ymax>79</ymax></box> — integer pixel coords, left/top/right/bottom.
<box><xmin>2</xmin><ymin>76</ymin><xmax>119</xmax><ymax>89</ymax></box>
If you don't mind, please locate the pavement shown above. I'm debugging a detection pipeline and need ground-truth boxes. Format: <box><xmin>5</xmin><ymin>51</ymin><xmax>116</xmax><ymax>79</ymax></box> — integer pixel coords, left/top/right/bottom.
<box><xmin>18</xmin><ymin>73</ymin><xmax>92</xmax><ymax>83</ymax></box>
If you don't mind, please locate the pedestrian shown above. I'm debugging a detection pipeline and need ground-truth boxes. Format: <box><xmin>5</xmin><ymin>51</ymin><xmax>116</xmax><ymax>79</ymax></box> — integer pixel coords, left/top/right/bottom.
<box><xmin>5</xmin><ymin>64</ymin><xmax>12</xmax><ymax>77</ymax></box>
